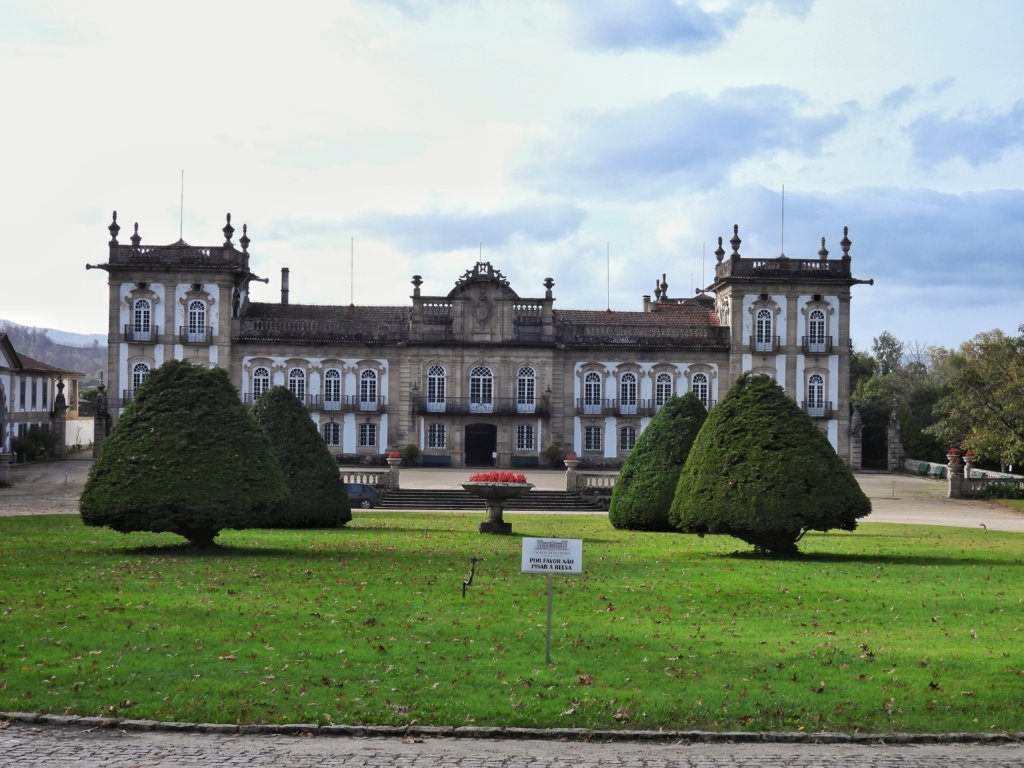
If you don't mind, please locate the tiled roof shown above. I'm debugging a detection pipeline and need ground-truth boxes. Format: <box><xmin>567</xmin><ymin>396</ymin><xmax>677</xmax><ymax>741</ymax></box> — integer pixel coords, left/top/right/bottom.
<box><xmin>17</xmin><ymin>354</ymin><xmax>63</xmax><ymax>373</ymax></box>
<box><xmin>245</xmin><ymin>302</ymin><xmax>410</xmax><ymax>324</ymax></box>
<box><xmin>556</xmin><ymin>301</ymin><xmax>719</xmax><ymax>327</ymax></box>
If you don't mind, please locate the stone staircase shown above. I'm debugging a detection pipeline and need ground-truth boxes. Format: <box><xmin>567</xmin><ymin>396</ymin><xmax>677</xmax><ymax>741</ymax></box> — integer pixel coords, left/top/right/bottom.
<box><xmin>377</xmin><ymin>489</ymin><xmax>606</xmax><ymax>512</ymax></box>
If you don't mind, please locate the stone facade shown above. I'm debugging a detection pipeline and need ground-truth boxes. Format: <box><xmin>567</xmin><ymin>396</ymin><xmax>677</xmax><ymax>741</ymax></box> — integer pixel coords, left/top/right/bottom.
<box><xmin>88</xmin><ymin>213</ymin><xmax>872</xmax><ymax>468</ymax></box>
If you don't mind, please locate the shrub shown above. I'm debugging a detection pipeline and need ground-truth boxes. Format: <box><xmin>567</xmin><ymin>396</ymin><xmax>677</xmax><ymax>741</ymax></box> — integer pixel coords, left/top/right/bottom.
<box><xmin>401</xmin><ymin>443</ymin><xmax>420</xmax><ymax>465</ymax></box>
<box><xmin>11</xmin><ymin>425</ymin><xmax>58</xmax><ymax>461</ymax></box>
<box><xmin>253</xmin><ymin>387</ymin><xmax>351</xmax><ymax>527</ymax></box>
<box><xmin>670</xmin><ymin>373</ymin><xmax>871</xmax><ymax>555</ymax></box>
<box><xmin>80</xmin><ymin>360</ymin><xmax>287</xmax><ymax>547</ymax></box>
<box><xmin>543</xmin><ymin>444</ymin><xmax>563</xmax><ymax>468</ymax></box>
<box><xmin>981</xmin><ymin>483</ymin><xmax>1024</xmax><ymax>500</ymax></box>
<box><xmin>608</xmin><ymin>393</ymin><xmax>707</xmax><ymax>531</ymax></box>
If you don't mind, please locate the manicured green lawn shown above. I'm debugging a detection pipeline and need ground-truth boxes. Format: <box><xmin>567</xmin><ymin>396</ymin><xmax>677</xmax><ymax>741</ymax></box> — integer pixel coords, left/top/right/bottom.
<box><xmin>1000</xmin><ymin>499</ymin><xmax>1024</xmax><ymax>513</ymax></box>
<box><xmin>1</xmin><ymin>513</ymin><xmax>1022</xmax><ymax>732</ymax></box>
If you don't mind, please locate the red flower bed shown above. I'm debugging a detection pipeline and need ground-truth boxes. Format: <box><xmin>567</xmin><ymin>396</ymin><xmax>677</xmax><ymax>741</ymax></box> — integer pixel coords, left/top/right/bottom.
<box><xmin>387</xmin><ymin>451</ymin><xmax>401</xmax><ymax>459</ymax></box>
<box><xmin>468</xmin><ymin>471</ymin><xmax>527</xmax><ymax>483</ymax></box>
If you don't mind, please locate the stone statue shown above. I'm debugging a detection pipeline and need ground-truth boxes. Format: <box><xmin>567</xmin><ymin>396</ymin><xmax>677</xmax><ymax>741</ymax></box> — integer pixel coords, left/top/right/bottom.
<box><xmin>850</xmin><ymin>406</ymin><xmax>863</xmax><ymax>436</ymax></box>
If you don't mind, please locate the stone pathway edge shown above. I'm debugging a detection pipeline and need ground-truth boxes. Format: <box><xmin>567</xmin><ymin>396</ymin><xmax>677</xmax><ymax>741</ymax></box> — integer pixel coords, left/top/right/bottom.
<box><xmin>2</xmin><ymin>711</ymin><xmax>1021</xmax><ymax>745</ymax></box>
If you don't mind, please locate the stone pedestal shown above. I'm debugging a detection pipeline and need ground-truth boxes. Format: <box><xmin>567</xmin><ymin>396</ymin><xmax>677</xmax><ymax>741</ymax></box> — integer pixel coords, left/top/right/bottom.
<box><xmin>886</xmin><ymin>411</ymin><xmax>904</xmax><ymax>472</ymax></box>
<box><xmin>462</xmin><ymin>481</ymin><xmax>533</xmax><ymax>535</ymax></box>
<box><xmin>386</xmin><ymin>457</ymin><xmax>402</xmax><ymax>490</ymax></box>
<box><xmin>947</xmin><ymin>457</ymin><xmax>963</xmax><ymax>499</ymax></box>
<box><xmin>564</xmin><ymin>458</ymin><xmax>579</xmax><ymax>492</ymax></box>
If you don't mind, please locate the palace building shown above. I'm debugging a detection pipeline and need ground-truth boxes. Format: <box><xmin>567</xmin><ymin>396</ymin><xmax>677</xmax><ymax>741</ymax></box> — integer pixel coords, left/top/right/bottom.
<box><xmin>88</xmin><ymin>212</ymin><xmax>872</xmax><ymax>467</ymax></box>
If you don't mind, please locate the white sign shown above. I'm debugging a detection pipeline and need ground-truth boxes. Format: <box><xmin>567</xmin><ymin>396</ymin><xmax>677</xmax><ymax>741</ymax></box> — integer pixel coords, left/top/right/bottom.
<box><xmin>521</xmin><ymin>537</ymin><xmax>583</xmax><ymax>574</ymax></box>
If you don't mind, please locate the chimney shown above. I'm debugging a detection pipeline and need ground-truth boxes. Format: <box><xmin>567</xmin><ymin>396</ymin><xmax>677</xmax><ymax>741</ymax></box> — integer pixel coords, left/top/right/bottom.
<box><xmin>281</xmin><ymin>267</ymin><xmax>290</xmax><ymax>305</ymax></box>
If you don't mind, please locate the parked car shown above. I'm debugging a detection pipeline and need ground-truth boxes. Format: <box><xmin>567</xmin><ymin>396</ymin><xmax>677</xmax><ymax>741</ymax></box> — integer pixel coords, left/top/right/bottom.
<box><xmin>345</xmin><ymin>483</ymin><xmax>381</xmax><ymax>509</ymax></box>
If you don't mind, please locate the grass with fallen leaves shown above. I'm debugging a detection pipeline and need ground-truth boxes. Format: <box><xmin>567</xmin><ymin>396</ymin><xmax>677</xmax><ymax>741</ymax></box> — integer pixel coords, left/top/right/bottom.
<box><xmin>0</xmin><ymin>513</ymin><xmax>1022</xmax><ymax>732</ymax></box>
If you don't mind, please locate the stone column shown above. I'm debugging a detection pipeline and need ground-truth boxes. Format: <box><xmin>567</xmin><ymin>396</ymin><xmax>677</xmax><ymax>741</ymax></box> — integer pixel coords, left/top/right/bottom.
<box><xmin>51</xmin><ymin>379</ymin><xmax>68</xmax><ymax>459</ymax></box>
<box><xmin>849</xmin><ymin>406</ymin><xmax>863</xmax><ymax>470</ymax></box>
<box><xmin>947</xmin><ymin>456</ymin><xmax>963</xmax><ymax>499</ymax></box>
<box><xmin>886</xmin><ymin>410</ymin><xmax>904</xmax><ymax>472</ymax></box>
<box><xmin>386</xmin><ymin>456</ymin><xmax>402</xmax><ymax>491</ymax></box>
<box><xmin>92</xmin><ymin>384</ymin><xmax>109</xmax><ymax>458</ymax></box>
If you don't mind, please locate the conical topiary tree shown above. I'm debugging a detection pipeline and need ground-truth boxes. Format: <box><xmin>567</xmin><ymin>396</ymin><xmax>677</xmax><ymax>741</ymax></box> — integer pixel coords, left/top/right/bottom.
<box><xmin>80</xmin><ymin>360</ymin><xmax>287</xmax><ymax>547</ymax></box>
<box><xmin>608</xmin><ymin>393</ymin><xmax>707</xmax><ymax>531</ymax></box>
<box><xmin>669</xmin><ymin>372</ymin><xmax>871</xmax><ymax>554</ymax></box>
<box><xmin>252</xmin><ymin>386</ymin><xmax>351</xmax><ymax>527</ymax></box>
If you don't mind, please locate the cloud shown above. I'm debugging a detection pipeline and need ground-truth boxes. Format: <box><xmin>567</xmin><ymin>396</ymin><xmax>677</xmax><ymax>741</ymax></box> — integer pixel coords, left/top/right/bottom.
<box><xmin>565</xmin><ymin>0</ymin><xmax>813</xmax><ymax>54</ymax></box>
<box><xmin>524</xmin><ymin>86</ymin><xmax>848</xmax><ymax>199</ymax></box>
<box><xmin>880</xmin><ymin>85</ymin><xmax>916</xmax><ymax>111</ymax></box>
<box><xmin>371</xmin><ymin>0</ymin><xmax>468</xmax><ymax>21</ymax></box>
<box><xmin>909</xmin><ymin>100</ymin><xmax>1024</xmax><ymax>166</ymax></box>
<box><xmin>269</xmin><ymin>203</ymin><xmax>586</xmax><ymax>252</ymax></box>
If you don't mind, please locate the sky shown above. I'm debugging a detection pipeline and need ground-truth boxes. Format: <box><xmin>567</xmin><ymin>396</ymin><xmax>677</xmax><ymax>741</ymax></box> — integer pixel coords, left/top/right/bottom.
<box><xmin>1</xmin><ymin>0</ymin><xmax>1022</xmax><ymax>350</ymax></box>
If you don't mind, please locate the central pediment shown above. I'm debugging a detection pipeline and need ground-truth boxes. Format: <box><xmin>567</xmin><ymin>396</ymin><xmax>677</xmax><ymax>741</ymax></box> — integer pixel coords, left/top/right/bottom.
<box><xmin>446</xmin><ymin>262</ymin><xmax>520</xmax><ymax>300</ymax></box>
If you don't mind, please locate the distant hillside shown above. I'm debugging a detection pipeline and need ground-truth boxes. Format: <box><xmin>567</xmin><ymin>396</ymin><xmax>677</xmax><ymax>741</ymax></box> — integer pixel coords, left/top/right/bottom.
<box><xmin>0</xmin><ymin>320</ymin><xmax>106</xmax><ymax>385</ymax></box>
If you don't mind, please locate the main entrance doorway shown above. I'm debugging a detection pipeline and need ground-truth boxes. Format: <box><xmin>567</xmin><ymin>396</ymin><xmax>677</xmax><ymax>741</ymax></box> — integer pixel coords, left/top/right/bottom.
<box><xmin>464</xmin><ymin>423</ymin><xmax>497</xmax><ymax>467</ymax></box>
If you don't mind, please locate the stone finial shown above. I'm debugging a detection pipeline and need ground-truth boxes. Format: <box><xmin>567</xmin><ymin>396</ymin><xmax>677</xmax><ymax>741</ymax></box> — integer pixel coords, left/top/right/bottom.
<box><xmin>223</xmin><ymin>213</ymin><xmax>235</xmax><ymax>246</ymax></box>
<box><xmin>239</xmin><ymin>224</ymin><xmax>250</xmax><ymax>253</ymax></box>
<box><xmin>653</xmin><ymin>278</ymin><xmax>662</xmax><ymax>301</ymax></box>
<box><xmin>714</xmin><ymin>236</ymin><xmax>725</xmax><ymax>263</ymax></box>
<box><xmin>130</xmin><ymin>222</ymin><xmax>141</xmax><ymax>248</ymax></box>
<box><xmin>818</xmin><ymin>236</ymin><xmax>828</xmax><ymax>261</ymax></box>
<box><xmin>411</xmin><ymin>274</ymin><xmax>423</xmax><ymax>297</ymax></box>
<box><xmin>730</xmin><ymin>224</ymin><xmax>741</xmax><ymax>258</ymax></box>
<box><xmin>660</xmin><ymin>273</ymin><xmax>668</xmax><ymax>297</ymax></box>
<box><xmin>840</xmin><ymin>226</ymin><xmax>852</xmax><ymax>260</ymax></box>
<box><xmin>543</xmin><ymin>277</ymin><xmax>554</xmax><ymax>299</ymax></box>
<box><xmin>108</xmin><ymin>211</ymin><xmax>120</xmax><ymax>245</ymax></box>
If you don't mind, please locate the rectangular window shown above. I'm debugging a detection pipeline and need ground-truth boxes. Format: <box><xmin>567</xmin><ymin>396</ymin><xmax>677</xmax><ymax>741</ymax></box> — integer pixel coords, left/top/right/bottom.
<box><xmin>31</xmin><ymin>379</ymin><xmax>37</xmax><ymax>410</ymax></box>
<box><xmin>584</xmin><ymin>426</ymin><xmax>602</xmax><ymax>452</ymax></box>
<box><xmin>19</xmin><ymin>380</ymin><xmax>25</xmax><ymax>409</ymax></box>
<box><xmin>359</xmin><ymin>422</ymin><xmax>377</xmax><ymax>448</ymax></box>
<box><xmin>43</xmin><ymin>380</ymin><xmax>49</xmax><ymax>409</ymax></box>
<box><xmin>516</xmin><ymin>424</ymin><xmax>535</xmax><ymax>451</ymax></box>
<box><xmin>427</xmin><ymin>423</ymin><xmax>446</xmax><ymax>449</ymax></box>
<box><xmin>619</xmin><ymin>426</ymin><xmax>637</xmax><ymax>452</ymax></box>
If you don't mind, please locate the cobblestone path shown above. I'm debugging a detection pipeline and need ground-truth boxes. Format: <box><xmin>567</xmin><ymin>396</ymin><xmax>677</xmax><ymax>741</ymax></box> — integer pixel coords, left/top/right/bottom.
<box><xmin>2</xmin><ymin>725</ymin><xmax>1022</xmax><ymax>767</ymax></box>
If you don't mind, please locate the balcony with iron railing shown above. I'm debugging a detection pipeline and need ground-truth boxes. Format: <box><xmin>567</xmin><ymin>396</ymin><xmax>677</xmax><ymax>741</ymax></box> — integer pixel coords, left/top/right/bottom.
<box><xmin>123</xmin><ymin>325</ymin><xmax>160</xmax><ymax>343</ymax></box>
<box><xmin>179</xmin><ymin>326</ymin><xmax>213</xmax><ymax>345</ymax></box>
<box><xmin>748</xmin><ymin>336</ymin><xmax>780</xmax><ymax>354</ymax></box>
<box><xmin>802</xmin><ymin>400</ymin><xmax>834</xmax><ymax>419</ymax></box>
<box><xmin>412</xmin><ymin>397</ymin><xmax>550</xmax><ymax>417</ymax></box>
<box><xmin>575</xmin><ymin>398</ymin><xmax>659</xmax><ymax>417</ymax></box>
<box><xmin>801</xmin><ymin>336</ymin><xmax>834</xmax><ymax>354</ymax></box>
<box><xmin>243</xmin><ymin>393</ymin><xmax>387</xmax><ymax>413</ymax></box>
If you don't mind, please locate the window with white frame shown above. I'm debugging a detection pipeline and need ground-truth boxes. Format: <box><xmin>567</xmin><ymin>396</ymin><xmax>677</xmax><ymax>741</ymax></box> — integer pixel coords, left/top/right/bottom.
<box><xmin>516</xmin><ymin>366</ymin><xmax>535</xmax><ymax>413</ymax></box>
<box><xmin>807</xmin><ymin>308</ymin><xmax>827</xmax><ymax>351</ymax></box>
<box><xmin>359</xmin><ymin>369</ymin><xmax>378</xmax><ymax>409</ymax></box>
<box><xmin>187</xmin><ymin>300</ymin><xmax>207</xmax><ymax>342</ymax></box>
<box><xmin>252</xmin><ymin>367</ymin><xmax>270</xmax><ymax>400</ymax></box>
<box><xmin>427</xmin><ymin>423</ymin><xmax>446</xmax><ymax>449</ymax></box>
<box><xmin>427</xmin><ymin>364</ymin><xmax>446</xmax><ymax>412</ymax></box>
<box><xmin>516</xmin><ymin>424</ymin><xmax>535</xmax><ymax>451</ymax></box>
<box><xmin>583</xmin><ymin>371</ymin><xmax>602</xmax><ymax>414</ymax></box>
<box><xmin>584</xmin><ymin>425</ymin><xmax>602</xmax><ymax>452</ymax></box>
<box><xmin>619</xmin><ymin>425</ymin><xmax>637</xmax><ymax>451</ymax></box>
<box><xmin>691</xmin><ymin>372</ymin><xmax>709</xmax><ymax>408</ymax></box>
<box><xmin>655</xmin><ymin>372</ymin><xmax>673</xmax><ymax>407</ymax></box>
<box><xmin>469</xmin><ymin>365</ymin><xmax>493</xmax><ymax>412</ymax></box>
<box><xmin>322</xmin><ymin>421</ymin><xmax>340</xmax><ymax>446</ymax></box>
<box><xmin>755</xmin><ymin>308</ymin><xmax>774</xmax><ymax>352</ymax></box>
<box><xmin>619</xmin><ymin>371</ymin><xmax>637</xmax><ymax>414</ymax></box>
<box><xmin>132</xmin><ymin>362</ymin><xmax>150</xmax><ymax>396</ymax></box>
<box><xmin>133</xmin><ymin>299</ymin><xmax>152</xmax><ymax>340</ymax></box>
<box><xmin>806</xmin><ymin>373</ymin><xmax>826</xmax><ymax>416</ymax></box>
<box><xmin>288</xmin><ymin>368</ymin><xmax>306</xmax><ymax>402</ymax></box>
<box><xmin>359</xmin><ymin>422</ymin><xmax>377</xmax><ymax>447</ymax></box>
<box><xmin>323</xmin><ymin>368</ymin><xmax>341</xmax><ymax>410</ymax></box>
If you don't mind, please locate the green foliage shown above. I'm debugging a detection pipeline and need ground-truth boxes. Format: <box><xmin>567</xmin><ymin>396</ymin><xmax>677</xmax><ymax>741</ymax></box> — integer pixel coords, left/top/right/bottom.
<box><xmin>671</xmin><ymin>373</ymin><xmax>871</xmax><ymax>554</ymax></box>
<box><xmin>401</xmin><ymin>443</ymin><xmax>421</xmax><ymax>465</ymax></box>
<box><xmin>927</xmin><ymin>327</ymin><xmax>1024</xmax><ymax>466</ymax></box>
<box><xmin>80</xmin><ymin>360</ymin><xmax>287</xmax><ymax>546</ymax></box>
<box><xmin>871</xmin><ymin>331</ymin><xmax>904</xmax><ymax>376</ymax></box>
<box><xmin>981</xmin><ymin>483</ymin><xmax>1024</xmax><ymax>500</ymax></box>
<box><xmin>543</xmin><ymin>444</ymin><xmax>563</xmax><ymax>467</ymax></box>
<box><xmin>10</xmin><ymin>424</ymin><xmax>58</xmax><ymax>461</ymax></box>
<box><xmin>252</xmin><ymin>387</ymin><xmax>351</xmax><ymax>527</ymax></box>
<box><xmin>608</xmin><ymin>393</ymin><xmax>706</xmax><ymax>531</ymax></box>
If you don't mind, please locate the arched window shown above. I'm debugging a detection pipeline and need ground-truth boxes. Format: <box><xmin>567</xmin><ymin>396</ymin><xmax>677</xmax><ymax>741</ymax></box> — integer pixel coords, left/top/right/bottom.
<box><xmin>691</xmin><ymin>372</ymin><xmax>709</xmax><ymax>408</ymax></box>
<box><xmin>655</xmin><ymin>372</ymin><xmax>673</xmax><ymax>407</ymax></box>
<box><xmin>187</xmin><ymin>300</ymin><xmax>207</xmax><ymax>343</ymax></box>
<box><xmin>807</xmin><ymin>309</ymin><xmax>828</xmax><ymax>352</ymax></box>
<box><xmin>516</xmin><ymin>366</ymin><xmax>535</xmax><ymax>413</ymax></box>
<box><xmin>469</xmin><ymin>365</ymin><xmax>493</xmax><ymax>413</ymax></box>
<box><xmin>806</xmin><ymin>373</ymin><xmax>826</xmax><ymax>417</ymax></box>
<box><xmin>619</xmin><ymin>372</ymin><xmax>637</xmax><ymax>414</ymax></box>
<box><xmin>359</xmin><ymin>369</ymin><xmax>378</xmax><ymax>410</ymax></box>
<box><xmin>131</xmin><ymin>362</ymin><xmax>150</xmax><ymax>399</ymax></box>
<box><xmin>322</xmin><ymin>422</ymin><xmax>340</xmax><ymax>446</ymax></box>
<box><xmin>133</xmin><ymin>299</ymin><xmax>152</xmax><ymax>341</ymax></box>
<box><xmin>755</xmin><ymin>308</ymin><xmax>774</xmax><ymax>352</ymax></box>
<box><xmin>322</xmin><ymin>368</ymin><xmax>341</xmax><ymax>410</ymax></box>
<box><xmin>583</xmin><ymin>371</ymin><xmax>602</xmax><ymax>414</ymax></box>
<box><xmin>288</xmin><ymin>368</ymin><xmax>306</xmax><ymax>403</ymax></box>
<box><xmin>427</xmin><ymin>364</ymin><xmax>446</xmax><ymax>413</ymax></box>
<box><xmin>252</xmin><ymin>367</ymin><xmax>270</xmax><ymax>401</ymax></box>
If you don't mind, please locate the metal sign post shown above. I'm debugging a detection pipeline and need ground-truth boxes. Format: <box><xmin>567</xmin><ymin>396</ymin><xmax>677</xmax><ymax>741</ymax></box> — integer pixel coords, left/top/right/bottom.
<box><xmin>521</xmin><ymin>537</ymin><xmax>583</xmax><ymax>664</ymax></box>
